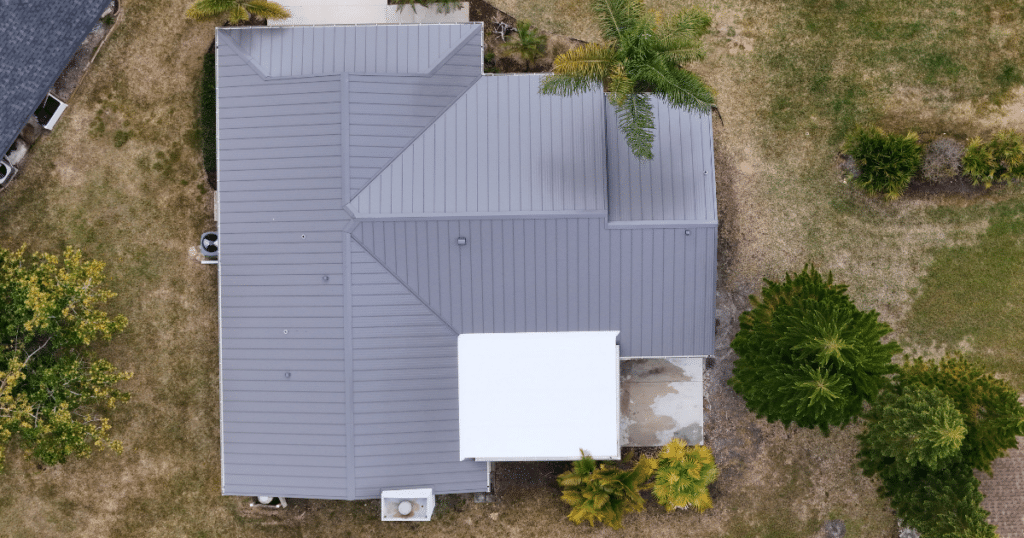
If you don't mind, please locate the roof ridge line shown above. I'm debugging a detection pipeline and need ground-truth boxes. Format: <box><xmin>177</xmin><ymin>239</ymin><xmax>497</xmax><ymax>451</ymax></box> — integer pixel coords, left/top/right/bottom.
<box><xmin>344</xmin><ymin>25</ymin><xmax>484</xmax><ymax>208</ymax></box>
<box><xmin>348</xmin><ymin>210</ymin><xmax>610</xmax><ymax>221</ymax></box>
<box><xmin>348</xmin><ymin>230</ymin><xmax>461</xmax><ymax>336</ymax></box>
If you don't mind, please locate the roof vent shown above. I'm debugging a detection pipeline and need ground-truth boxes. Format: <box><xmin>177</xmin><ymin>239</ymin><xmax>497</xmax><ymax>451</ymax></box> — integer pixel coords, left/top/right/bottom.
<box><xmin>0</xmin><ymin>159</ymin><xmax>17</xmax><ymax>187</ymax></box>
<box><xmin>381</xmin><ymin>488</ymin><xmax>435</xmax><ymax>521</ymax></box>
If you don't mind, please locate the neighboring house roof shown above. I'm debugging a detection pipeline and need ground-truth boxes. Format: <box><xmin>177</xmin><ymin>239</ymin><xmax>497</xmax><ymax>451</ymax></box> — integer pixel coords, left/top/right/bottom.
<box><xmin>216</xmin><ymin>23</ymin><xmax>717</xmax><ymax>501</ymax></box>
<box><xmin>0</xmin><ymin>0</ymin><xmax>109</xmax><ymax>154</ymax></box>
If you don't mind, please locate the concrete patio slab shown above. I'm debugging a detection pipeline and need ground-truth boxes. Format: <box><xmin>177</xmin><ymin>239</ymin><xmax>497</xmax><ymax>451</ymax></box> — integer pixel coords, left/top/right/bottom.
<box><xmin>268</xmin><ymin>1</ymin><xmax>469</xmax><ymax>25</ymax></box>
<box><xmin>620</xmin><ymin>357</ymin><xmax>704</xmax><ymax>447</ymax></box>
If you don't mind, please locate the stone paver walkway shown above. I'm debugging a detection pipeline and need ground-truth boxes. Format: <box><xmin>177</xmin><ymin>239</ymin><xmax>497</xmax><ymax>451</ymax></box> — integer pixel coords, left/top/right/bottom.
<box><xmin>977</xmin><ymin>436</ymin><xmax>1024</xmax><ymax>537</ymax></box>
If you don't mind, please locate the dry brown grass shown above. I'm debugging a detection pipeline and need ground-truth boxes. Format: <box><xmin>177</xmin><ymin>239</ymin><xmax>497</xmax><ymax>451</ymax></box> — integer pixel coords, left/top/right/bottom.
<box><xmin>0</xmin><ymin>0</ymin><xmax>1021</xmax><ymax>535</ymax></box>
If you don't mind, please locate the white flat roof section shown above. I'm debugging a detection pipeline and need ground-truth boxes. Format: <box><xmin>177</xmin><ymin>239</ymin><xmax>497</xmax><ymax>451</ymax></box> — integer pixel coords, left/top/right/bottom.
<box><xmin>458</xmin><ymin>331</ymin><xmax>621</xmax><ymax>461</ymax></box>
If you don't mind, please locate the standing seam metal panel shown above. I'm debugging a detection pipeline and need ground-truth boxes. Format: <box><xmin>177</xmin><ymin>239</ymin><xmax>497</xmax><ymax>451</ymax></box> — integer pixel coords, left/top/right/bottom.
<box><xmin>349</xmin><ymin>76</ymin><xmax>607</xmax><ymax>218</ymax></box>
<box><xmin>606</xmin><ymin>98</ymin><xmax>717</xmax><ymax>225</ymax></box>
<box><xmin>352</xmin><ymin>218</ymin><xmax>716</xmax><ymax>357</ymax></box>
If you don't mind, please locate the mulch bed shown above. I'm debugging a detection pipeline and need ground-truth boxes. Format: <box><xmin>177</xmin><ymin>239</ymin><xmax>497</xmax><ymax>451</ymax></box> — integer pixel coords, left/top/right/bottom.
<box><xmin>469</xmin><ymin>0</ymin><xmax>585</xmax><ymax>73</ymax></box>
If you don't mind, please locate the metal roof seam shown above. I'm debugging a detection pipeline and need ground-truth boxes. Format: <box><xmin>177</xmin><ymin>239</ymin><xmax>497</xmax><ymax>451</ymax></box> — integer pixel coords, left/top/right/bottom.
<box><xmin>344</xmin><ymin>27</ymin><xmax>483</xmax><ymax>208</ymax></box>
<box><xmin>343</xmin><ymin>234</ymin><xmax>355</xmax><ymax>498</ymax></box>
<box><xmin>349</xmin><ymin>229</ymin><xmax>460</xmax><ymax>335</ymax></box>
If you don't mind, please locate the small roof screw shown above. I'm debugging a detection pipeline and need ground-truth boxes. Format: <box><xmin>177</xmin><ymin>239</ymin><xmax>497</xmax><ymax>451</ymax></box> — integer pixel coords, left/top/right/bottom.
<box><xmin>322</xmin><ymin>275</ymin><xmax>329</xmax><ymax>281</ymax></box>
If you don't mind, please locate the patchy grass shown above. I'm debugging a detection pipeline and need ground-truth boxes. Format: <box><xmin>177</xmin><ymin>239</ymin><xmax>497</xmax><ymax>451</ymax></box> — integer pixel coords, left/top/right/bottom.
<box><xmin>903</xmin><ymin>195</ymin><xmax>1024</xmax><ymax>390</ymax></box>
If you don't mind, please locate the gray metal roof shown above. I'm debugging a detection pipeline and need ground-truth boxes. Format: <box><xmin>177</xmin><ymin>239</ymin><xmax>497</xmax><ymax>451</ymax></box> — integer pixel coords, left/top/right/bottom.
<box><xmin>349</xmin><ymin>76</ymin><xmax>608</xmax><ymax>218</ymax></box>
<box><xmin>0</xmin><ymin>0</ymin><xmax>109</xmax><ymax>154</ymax></box>
<box><xmin>607</xmin><ymin>99</ymin><xmax>717</xmax><ymax>226</ymax></box>
<box><xmin>352</xmin><ymin>219</ymin><xmax>716</xmax><ymax>357</ymax></box>
<box><xmin>216</xmin><ymin>23</ymin><xmax>717</xmax><ymax>501</ymax></box>
<box><xmin>221</xmin><ymin>24</ymin><xmax>478</xmax><ymax>78</ymax></box>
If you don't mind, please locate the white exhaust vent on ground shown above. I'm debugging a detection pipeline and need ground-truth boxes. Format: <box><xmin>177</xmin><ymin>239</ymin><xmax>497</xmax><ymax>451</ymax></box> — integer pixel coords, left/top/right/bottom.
<box><xmin>381</xmin><ymin>488</ymin><xmax>435</xmax><ymax>521</ymax></box>
<box><xmin>249</xmin><ymin>496</ymin><xmax>287</xmax><ymax>508</ymax></box>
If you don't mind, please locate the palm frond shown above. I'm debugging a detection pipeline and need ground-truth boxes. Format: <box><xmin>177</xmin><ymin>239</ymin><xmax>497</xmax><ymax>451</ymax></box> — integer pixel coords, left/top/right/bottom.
<box><xmin>591</xmin><ymin>0</ymin><xmax>644</xmax><ymax>42</ymax></box>
<box><xmin>227</xmin><ymin>4</ymin><xmax>248</xmax><ymax>24</ymax></box>
<box><xmin>552</xmin><ymin>43</ymin><xmax>615</xmax><ymax>78</ymax></box>
<box><xmin>664</xmin><ymin>8</ymin><xmax>712</xmax><ymax>39</ymax></box>
<box><xmin>244</xmin><ymin>0</ymin><xmax>292</xmax><ymax>20</ymax></box>
<box><xmin>606</xmin><ymin>64</ymin><xmax>634</xmax><ymax>106</ymax></box>
<box><xmin>614</xmin><ymin>93</ymin><xmax>655</xmax><ymax>160</ymax></box>
<box><xmin>185</xmin><ymin>0</ymin><xmax>234</xmax><ymax>21</ymax></box>
<box><xmin>634</xmin><ymin>62</ymin><xmax>715</xmax><ymax>112</ymax></box>
<box><xmin>651</xmin><ymin>32</ymin><xmax>706</xmax><ymax>65</ymax></box>
<box><xmin>540</xmin><ymin>46</ymin><xmax>609</xmax><ymax>97</ymax></box>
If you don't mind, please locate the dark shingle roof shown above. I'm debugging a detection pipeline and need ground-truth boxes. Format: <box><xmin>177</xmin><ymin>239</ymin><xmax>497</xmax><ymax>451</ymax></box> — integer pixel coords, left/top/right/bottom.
<box><xmin>0</xmin><ymin>0</ymin><xmax>109</xmax><ymax>153</ymax></box>
<box><xmin>216</xmin><ymin>23</ymin><xmax>717</xmax><ymax>500</ymax></box>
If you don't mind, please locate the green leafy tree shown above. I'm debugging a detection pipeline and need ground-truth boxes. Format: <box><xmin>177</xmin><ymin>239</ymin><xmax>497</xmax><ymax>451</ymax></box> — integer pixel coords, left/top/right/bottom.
<box><xmin>651</xmin><ymin>438</ymin><xmax>718</xmax><ymax>512</ymax></box>
<box><xmin>0</xmin><ymin>247</ymin><xmax>130</xmax><ymax>469</ymax></box>
<box><xmin>557</xmin><ymin>450</ymin><xmax>656</xmax><ymax>529</ymax></box>
<box><xmin>729</xmin><ymin>266</ymin><xmax>900</xmax><ymax>434</ymax></box>
<box><xmin>185</xmin><ymin>0</ymin><xmax>292</xmax><ymax>25</ymax></box>
<box><xmin>506</xmin><ymin>21</ymin><xmax>548</xmax><ymax>70</ymax></box>
<box><xmin>539</xmin><ymin>0</ymin><xmax>714</xmax><ymax>160</ymax></box>
<box><xmin>897</xmin><ymin>356</ymin><xmax>1024</xmax><ymax>475</ymax></box>
<box><xmin>857</xmin><ymin>385</ymin><xmax>966</xmax><ymax>480</ymax></box>
<box><xmin>884</xmin><ymin>464</ymin><xmax>996</xmax><ymax>538</ymax></box>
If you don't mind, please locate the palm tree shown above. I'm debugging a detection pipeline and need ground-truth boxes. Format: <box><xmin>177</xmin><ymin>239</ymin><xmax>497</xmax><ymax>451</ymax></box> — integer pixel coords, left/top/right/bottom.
<box><xmin>540</xmin><ymin>0</ymin><xmax>715</xmax><ymax>160</ymax></box>
<box><xmin>185</xmin><ymin>0</ymin><xmax>292</xmax><ymax>25</ymax></box>
<box><xmin>506</xmin><ymin>21</ymin><xmax>548</xmax><ymax>71</ymax></box>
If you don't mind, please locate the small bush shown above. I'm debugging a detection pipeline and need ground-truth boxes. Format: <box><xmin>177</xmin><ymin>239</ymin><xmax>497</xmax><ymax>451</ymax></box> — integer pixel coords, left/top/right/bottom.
<box><xmin>557</xmin><ymin>451</ymin><xmax>655</xmax><ymax>529</ymax></box>
<box><xmin>113</xmin><ymin>130</ymin><xmax>132</xmax><ymax>148</ymax></box>
<box><xmin>921</xmin><ymin>137</ymin><xmax>964</xmax><ymax>184</ymax></box>
<box><xmin>505</xmin><ymin>20</ymin><xmax>548</xmax><ymax>70</ymax></box>
<box><xmin>843</xmin><ymin>126</ymin><xmax>923</xmax><ymax>200</ymax></box>
<box><xmin>651</xmin><ymin>439</ymin><xmax>718</xmax><ymax>512</ymax></box>
<box><xmin>199</xmin><ymin>49</ymin><xmax>216</xmax><ymax>174</ymax></box>
<box><xmin>962</xmin><ymin>130</ymin><xmax>1024</xmax><ymax>188</ymax></box>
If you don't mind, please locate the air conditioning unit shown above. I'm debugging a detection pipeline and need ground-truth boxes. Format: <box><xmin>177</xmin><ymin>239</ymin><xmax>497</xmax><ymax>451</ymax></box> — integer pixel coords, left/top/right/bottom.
<box><xmin>381</xmin><ymin>488</ymin><xmax>435</xmax><ymax>522</ymax></box>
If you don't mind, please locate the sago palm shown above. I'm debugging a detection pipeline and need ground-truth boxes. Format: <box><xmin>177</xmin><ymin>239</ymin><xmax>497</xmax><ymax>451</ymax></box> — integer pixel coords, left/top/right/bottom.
<box><xmin>506</xmin><ymin>21</ymin><xmax>548</xmax><ymax>70</ymax></box>
<box><xmin>185</xmin><ymin>0</ymin><xmax>292</xmax><ymax>25</ymax></box>
<box><xmin>557</xmin><ymin>450</ymin><xmax>656</xmax><ymax>529</ymax></box>
<box><xmin>651</xmin><ymin>438</ymin><xmax>719</xmax><ymax>512</ymax></box>
<box><xmin>540</xmin><ymin>0</ymin><xmax>715</xmax><ymax>160</ymax></box>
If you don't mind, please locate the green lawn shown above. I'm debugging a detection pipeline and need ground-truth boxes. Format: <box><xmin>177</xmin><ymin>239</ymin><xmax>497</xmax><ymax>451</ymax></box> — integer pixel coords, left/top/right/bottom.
<box><xmin>0</xmin><ymin>0</ymin><xmax>1020</xmax><ymax>535</ymax></box>
<box><xmin>904</xmin><ymin>194</ymin><xmax>1024</xmax><ymax>391</ymax></box>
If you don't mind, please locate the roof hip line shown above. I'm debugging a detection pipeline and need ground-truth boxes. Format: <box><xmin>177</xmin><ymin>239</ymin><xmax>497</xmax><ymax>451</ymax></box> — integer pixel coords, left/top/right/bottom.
<box><xmin>349</xmin><ymin>230</ymin><xmax>461</xmax><ymax>336</ymax></box>
<box><xmin>345</xmin><ymin>25</ymin><xmax>484</xmax><ymax>207</ymax></box>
